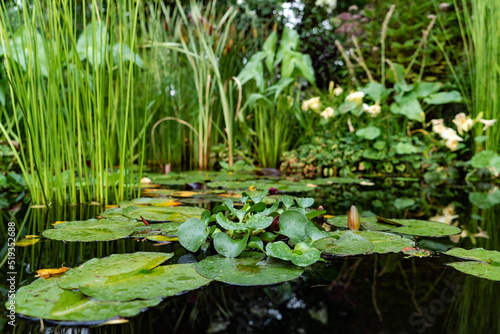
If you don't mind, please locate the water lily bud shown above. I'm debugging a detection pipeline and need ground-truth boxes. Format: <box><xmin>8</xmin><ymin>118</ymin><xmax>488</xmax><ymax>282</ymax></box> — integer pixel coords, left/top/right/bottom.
<box><xmin>347</xmin><ymin>205</ymin><xmax>360</xmax><ymax>230</ymax></box>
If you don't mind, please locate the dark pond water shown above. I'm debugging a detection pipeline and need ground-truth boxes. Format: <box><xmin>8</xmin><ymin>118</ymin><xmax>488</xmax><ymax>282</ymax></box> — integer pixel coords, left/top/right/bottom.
<box><xmin>1</xmin><ymin>177</ymin><xmax>499</xmax><ymax>334</ymax></box>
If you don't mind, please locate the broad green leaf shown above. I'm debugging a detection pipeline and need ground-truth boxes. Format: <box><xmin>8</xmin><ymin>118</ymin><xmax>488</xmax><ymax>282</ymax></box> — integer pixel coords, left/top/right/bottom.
<box><xmin>354</xmin><ymin>231</ymin><xmax>415</xmax><ymax>254</ymax></box>
<box><xmin>423</xmin><ymin>91</ymin><xmax>462</xmax><ymax>104</ymax></box>
<box><xmin>414</xmin><ymin>81</ymin><xmax>442</xmax><ymax>98</ymax></box>
<box><xmin>266</xmin><ymin>241</ymin><xmax>321</xmax><ymax>267</ymax></box>
<box><xmin>75</xmin><ymin>22</ymin><xmax>108</xmax><ymax>66</ymax></box>
<box><xmin>245</xmin><ymin>214</ymin><xmax>274</xmax><ymax>230</ymax></box>
<box><xmin>112</xmin><ymin>43</ymin><xmax>144</xmax><ymax>68</ymax></box>
<box><xmin>120</xmin><ymin>205</ymin><xmax>204</xmax><ymax>222</ymax></box>
<box><xmin>278</xmin><ymin>209</ymin><xmax>309</xmax><ymax>242</ymax></box>
<box><xmin>282</xmin><ymin>196</ymin><xmax>295</xmax><ymax>209</ymax></box>
<box><xmin>262</xmin><ymin>31</ymin><xmax>277</xmax><ymax>72</ymax></box>
<box><xmin>356</xmin><ymin>126</ymin><xmax>381</xmax><ymax>140</ymax></box>
<box><xmin>178</xmin><ymin>218</ymin><xmax>209</xmax><ymax>252</ymax></box>
<box><xmin>269</xmin><ymin>77</ymin><xmax>295</xmax><ymax>101</ymax></box>
<box><xmin>390</xmin><ymin>94</ymin><xmax>424</xmax><ymax>122</ymax></box>
<box><xmin>80</xmin><ymin>263</ymin><xmax>211</xmax><ymax>301</ymax></box>
<box><xmin>304</xmin><ymin>221</ymin><xmax>330</xmax><ymax>241</ymax></box>
<box><xmin>313</xmin><ymin>231</ymin><xmax>373</xmax><ymax>256</ymax></box>
<box><xmin>195</xmin><ymin>252</ymin><xmax>303</xmax><ymax>286</ymax></box>
<box><xmin>470</xmin><ymin>150</ymin><xmax>499</xmax><ymax>169</ymax></box>
<box><xmin>360</xmin><ymin>81</ymin><xmax>389</xmax><ymax>102</ymax></box>
<box><xmin>237</xmin><ymin>51</ymin><xmax>266</xmax><ymax>90</ymax></box>
<box><xmin>6</xmin><ymin>278</ymin><xmax>161</xmax><ymax>323</ymax></box>
<box><xmin>468</xmin><ymin>189</ymin><xmax>500</xmax><ymax>209</ymax></box>
<box><xmin>214</xmin><ymin>231</ymin><xmax>249</xmax><ymax>258</ymax></box>
<box><xmin>58</xmin><ymin>252</ymin><xmax>173</xmax><ymax>290</ymax></box>
<box><xmin>394</xmin><ymin>142</ymin><xmax>419</xmax><ymax>154</ymax></box>
<box><xmin>247</xmin><ymin>236</ymin><xmax>265</xmax><ymax>252</ymax></box>
<box><xmin>444</xmin><ymin>248</ymin><xmax>500</xmax><ymax>281</ymax></box>
<box><xmin>42</xmin><ymin>219</ymin><xmax>141</xmax><ymax>242</ymax></box>
<box><xmin>394</xmin><ymin>198</ymin><xmax>415</xmax><ymax>210</ymax></box>
<box><xmin>275</xmin><ymin>27</ymin><xmax>299</xmax><ymax>65</ymax></box>
<box><xmin>295</xmin><ymin>197</ymin><xmax>314</xmax><ymax>208</ymax></box>
<box><xmin>216</xmin><ymin>212</ymin><xmax>247</xmax><ymax>230</ymax></box>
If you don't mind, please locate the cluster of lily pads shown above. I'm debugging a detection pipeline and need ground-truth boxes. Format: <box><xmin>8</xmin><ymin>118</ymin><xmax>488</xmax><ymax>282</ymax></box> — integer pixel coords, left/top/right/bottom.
<box><xmin>11</xmin><ymin>184</ymin><xmax>500</xmax><ymax>324</ymax></box>
<box><xmin>177</xmin><ymin>191</ymin><xmax>464</xmax><ymax>267</ymax></box>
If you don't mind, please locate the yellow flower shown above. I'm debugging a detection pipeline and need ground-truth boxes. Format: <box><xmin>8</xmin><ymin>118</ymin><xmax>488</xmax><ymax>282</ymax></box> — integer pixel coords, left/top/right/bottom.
<box><xmin>320</xmin><ymin>107</ymin><xmax>335</xmax><ymax>120</ymax></box>
<box><xmin>366</xmin><ymin>103</ymin><xmax>381</xmax><ymax>117</ymax></box>
<box><xmin>445</xmin><ymin>136</ymin><xmax>462</xmax><ymax>151</ymax></box>
<box><xmin>431</xmin><ymin>119</ymin><xmax>445</xmax><ymax>135</ymax></box>
<box><xmin>345</xmin><ymin>91</ymin><xmax>364</xmax><ymax>106</ymax></box>
<box><xmin>452</xmin><ymin>113</ymin><xmax>473</xmax><ymax>135</ymax></box>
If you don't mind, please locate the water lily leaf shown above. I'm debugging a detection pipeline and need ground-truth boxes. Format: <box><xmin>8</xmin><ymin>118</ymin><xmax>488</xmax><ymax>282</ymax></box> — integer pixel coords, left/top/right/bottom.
<box><xmin>313</xmin><ymin>231</ymin><xmax>374</xmax><ymax>256</ymax></box>
<box><xmin>119</xmin><ymin>197</ymin><xmax>181</xmax><ymax>208</ymax></box>
<box><xmin>7</xmin><ymin>277</ymin><xmax>161</xmax><ymax>323</ymax></box>
<box><xmin>110</xmin><ymin>205</ymin><xmax>204</xmax><ymax>222</ymax></box>
<box><xmin>444</xmin><ymin>248</ymin><xmax>500</xmax><ymax>281</ymax></box>
<box><xmin>42</xmin><ymin>219</ymin><xmax>141</xmax><ymax>242</ymax></box>
<box><xmin>247</xmin><ymin>237</ymin><xmax>264</xmax><ymax>252</ymax></box>
<box><xmin>145</xmin><ymin>235</ymin><xmax>178</xmax><ymax>242</ymax></box>
<box><xmin>304</xmin><ymin>221</ymin><xmax>330</xmax><ymax>241</ymax></box>
<box><xmin>327</xmin><ymin>216</ymin><xmax>461</xmax><ymax>237</ymax></box>
<box><xmin>402</xmin><ymin>247</ymin><xmax>432</xmax><ymax>258</ymax></box>
<box><xmin>278</xmin><ymin>209</ymin><xmax>309</xmax><ymax>242</ymax></box>
<box><xmin>266</xmin><ymin>241</ymin><xmax>321</xmax><ymax>267</ymax></box>
<box><xmin>215</xmin><ymin>212</ymin><xmax>247</xmax><ymax>230</ymax></box>
<box><xmin>213</xmin><ymin>231</ymin><xmax>249</xmax><ymax>258</ymax></box>
<box><xmin>79</xmin><ymin>263</ymin><xmax>211</xmax><ymax>301</ymax></box>
<box><xmin>245</xmin><ymin>214</ymin><xmax>274</xmax><ymax>230</ymax></box>
<box><xmin>131</xmin><ymin>222</ymin><xmax>183</xmax><ymax>238</ymax></box>
<box><xmin>58</xmin><ymin>252</ymin><xmax>173</xmax><ymax>290</ymax></box>
<box><xmin>177</xmin><ymin>218</ymin><xmax>209</xmax><ymax>252</ymax></box>
<box><xmin>355</xmin><ymin>231</ymin><xmax>415</xmax><ymax>254</ymax></box>
<box><xmin>207</xmin><ymin>180</ymin><xmax>315</xmax><ymax>193</ymax></box>
<box><xmin>15</xmin><ymin>236</ymin><xmax>40</xmax><ymax>247</ymax></box>
<box><xmin>195</xmin><ymin>252</ymin><xmax>303</xmax><ymax>286</ymax></box>
<box><xmin>307</xmin><ymin>177</ymin><xmax>366</xmax><ymax>185</ymax></box>
<box><xmin>282</xmin><ymin>196</ymin><xmax>295</xmax><ymax>209</ymax></box>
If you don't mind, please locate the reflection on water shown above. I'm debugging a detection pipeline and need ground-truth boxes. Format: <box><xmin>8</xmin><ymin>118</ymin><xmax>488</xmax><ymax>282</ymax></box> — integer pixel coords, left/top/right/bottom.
<box><xmin>0</xmin><ymin>180</ymin><xmax>499</xmax><ymax>333</ymax></box>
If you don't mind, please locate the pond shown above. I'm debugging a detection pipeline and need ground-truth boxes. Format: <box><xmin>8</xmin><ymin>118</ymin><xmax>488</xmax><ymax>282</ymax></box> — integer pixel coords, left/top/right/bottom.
<box><xmin>1</xmin><ymin>173</ymin><xmax>499</xmax><ymax>334</ymax></box>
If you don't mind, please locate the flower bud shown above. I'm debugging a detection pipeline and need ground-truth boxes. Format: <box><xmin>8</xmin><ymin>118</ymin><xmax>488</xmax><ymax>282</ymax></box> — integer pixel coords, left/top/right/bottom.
<box><xmin>347</xmin><ymin>205</ymin><xmax>360</xmax><ymax>230</ymax></box>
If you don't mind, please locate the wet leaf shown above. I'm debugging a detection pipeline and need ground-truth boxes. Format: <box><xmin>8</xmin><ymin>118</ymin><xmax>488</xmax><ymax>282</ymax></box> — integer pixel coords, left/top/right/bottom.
<box><xmin>278</xmin><ymin>209</ymin><xmax>309</xmax><ymax>242</ymax></box>
<box><xmin>402</xmin><ymin>247</ymin><xmax>431</xmax><ymax>258</ymax></box>
<box><xmin>266</xmin><ymin>241</ymin><xmax>321</xmax><ymax>267</ymax></box>
<box><xmin>42</xmin><ymin>219</ymin><xmax>142</xmax><ymax>242</ymax></box>
<box><xmin>7</xmin><ymin>277</ymin><xmax>161</xmax><ymax>323</ymax></box>
<box><xmin>356</xmin><ymin>231</ymin><xmax>415</xmax><ymax>254</ymax></box>
<box><xmin>119</xmin><ymin>197</ymin><xmax>182</xmax><ymax>208</ymax></box>
<box><xmin>313</xmin><ymin>231</ymin><xmax>373</xmax><ymax>256</ymax></box>
<box><xmin>195</xmin><ymin>252</ymin><xmax>303</xmax><ymax>286</ymax></box>
<box><xmin>130</xmin><ymin>222</ymin><xmax>183</xmax><ymax>238</ymax></box>
<box><xmin>443</xmin><ymin>248</ymin><xmax>500</xmax><ymax>281</ymax></box>
<box><xmin>213</xmin><ymin>231</ymin><xmax>249</xmax><ymax>258</ymax></box>
<box><xmin>58</xmin><ymin>252</ymin><xmax>173</xmax><ymax>290</ymax></box>
<box><xmin>177</xmin><ymin>218</ymin><xmax>209</xmax><ymax>252</ymax></box>
<box><xmin>79</xmin><ymin>263</ymin><xmax>211</xmax><ymax>301</ymax></box>
<box><xmin>102</xmin><ymin>205</ymin><xmax>204</xmax><ymax>223</ymax></box>
<box><xmin>327</xmin><ymin>216</ymin><xmax>461</xmax><ymax>237</ymax></box>
<box><xmin>36</xmin><ymin>267</ymin><xmax>70</xmax><ymax>279</ymax></box>
<box><xmin>15</xmin><ymin>236</ymin><xmax>40</xmax><ymax>247</ymax></box>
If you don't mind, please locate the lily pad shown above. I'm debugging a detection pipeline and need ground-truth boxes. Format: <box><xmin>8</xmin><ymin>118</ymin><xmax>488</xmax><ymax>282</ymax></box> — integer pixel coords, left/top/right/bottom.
<box><xmin>313</xmin><ymin>231</ymin><xmax>374</xmax><ymax>256</ymax></box>
<box><xmin>327</xmin><ymin>216</ymin><xmax>461</xmax><ymax>237</ymax></box>
<box><xmin>278</xmin><ymin>209</ymin><xmax>309</xmax><ymax>242</ymax></box>
<box><xmin>58</xmin><ymin>252</ymin><xmax>173</xmax><ymax>290</ymax></box>
<box><xmin>102</xmin><ymin>205</ymin><xmax>204</xmax><ymax>223</ymax></box>
<box><xmin>130</xmin><ymin>222</ymin><xmax>183</xmax><ymax>238</ymax></box>
<box><xmin>118</xmin><ymin>197</ymin><xmax>181</xmax><ymax>208</ymax></box>
<box><xmin>443</xmin><ymin>248</ymin><xmax>500</xmax><ymax>281</ymax></box>
<box><xmin>79</xmin><ymin>263</ymin><xmax>212</xmax><ymax>301</ymax></box>
<box><xmin>195</xmin><ymin>252</ymin><xmax>303</xmax><ymax>286</ymax></box>
<box><xmin>8</xmin><ymin>277</ymin><xmax>161</xmax><ymax>323</ymax></box>
<box><xmin>207</xmin><ymin>180</ymin><xmax>316</xmax><ymax>193</ymax></box>
<box><xmin>356</xmin><ymin>231</ymin><xmax>415</xmax><ymax>254</ymax></box>
<box><xmin>266</xmin><ymin>241</ymin><xmax>321</xmax><ymax>267</ymax></box>
<box><xmin>308</xmin><ymin>177</ymin><xmax>366</xmax><ymax>185</ymax></box>
<box><xmin>42</xmin><ymin>219</ymin><xmax>142</xmax><ymax>242</ymax></box>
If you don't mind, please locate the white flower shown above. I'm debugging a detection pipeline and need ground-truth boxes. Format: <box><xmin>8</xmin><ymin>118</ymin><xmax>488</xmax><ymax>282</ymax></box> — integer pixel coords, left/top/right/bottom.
<box><xmin>452</xmin><ymin>113</ymin><xmax>473</xmax><ymax>135</ymax></box>
<box><xmin>440</xmin><ymin>127</ymin><xmax>459</xmax><ymax>140</ymax></box>
<box><xmin>345</xmin><ymin>91</ymin><xmax>364</xmax><ymax>106</ymax></box>
<box><xmin>366</xmin><ymin>103</ymin><xmax>381</xmax><ymax>117</ymax></box>
<box><xmin>140</xmin><ymin>177</ymin><xmax>152</xmax><ymax>184</ymax></box>
<box><xmin>362</xmin><ymin>103</ymin><xmax>369</xmax><ymax>111</ymax></box>
<box><xmin>430</xmin><ymin>204</ymin><xmax>458</xmax><ymax>225</ymax></box>
<box><xmin>315</xmin><ymin>0</ymin><xmax>337</xmax><ymax>14</ymax></box>
<box><xmin>431</xmin><ymin>119</ymin><xmax>445</xmax><ymax>135</ymax></box>
<box><xmin>445</xmin><ymin>137</ymin><xmax>462</xmax><ymax>151</ymax></box>
<box><xmin>333</xmin><ymin>85</ymin><xmax>343</xmax><ymax>96</ymax></box>
<box><xmin>301</xmin><ymin>97</ymin><xmax>321</xmax><ymax>112</ymax></box>
<box><xmin>320</xmin><ymin>107</ymin><xmax>335</xmax><ymax>120</ymax></box>
<box><xmin>237</xmin><ymin>0</ymin><xmax>244</xmax><ymax>5</ymax></box>
<box><xmin>442</xmin><ymin>203</ymin><xmax>455</xmax><ymax>217</ymax></box>
<box><xmin>479</xmin><ymin>118</ymin><xmax>497</xmax><ymax>131</ymax></box>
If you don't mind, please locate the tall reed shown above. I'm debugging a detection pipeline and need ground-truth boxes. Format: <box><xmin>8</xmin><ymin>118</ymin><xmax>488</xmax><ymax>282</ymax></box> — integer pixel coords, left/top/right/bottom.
<box><xmin>0</xmin><ymin>0</ymin><xmax>148</xmax><ymax>205</ymax></box>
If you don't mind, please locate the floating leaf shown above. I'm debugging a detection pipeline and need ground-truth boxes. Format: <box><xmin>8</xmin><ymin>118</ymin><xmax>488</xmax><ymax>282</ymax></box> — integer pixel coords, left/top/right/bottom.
<box><xmin>313</xmin><ymin>231</ymin><xmax>374</xmax><ymax>256</ymax></box>
<box><xmin>327</xmin><ymin>216</ymin><xmax>461</xmax><ymax>237</ymax></box>
<box><xmin>15</xmin><ymin>236</ymin><xmax>40</xmax><ymax>247</ymax></box>
<box><xmin>119</xmin><ymin>197</ymin><xmax>182</xmax><ymax>208</ymax></box>
<box><xmin>195</xmin><ymin>252</ymin><xmax>303</xmax><ymax>286</ymax></box>
<box><xmin>358</xmin><ymin>231</ymin><xmax>415</xmax><ymax>254</ymax></box>
<box><xmin>130</xmin><ymin>222</ymin><xmax>183</xmax><ymax>239</ymax></box>
<box><xmin>42</xmin><ymin>219</ymin><xmax>141</xmax><ymax>242</ymax></box>
<box><xmin>79</xmin><ymin>263</ymin><xmax>211</xmax><ymax>301</ymax></box>
<box><xmin>443</xmin><ymin>248</ymin><xmax>500</xmax><ymax>281</ymax></box>
<box><xmin>402</xmin><ymin>247</ymin><xmax>432</xmax><ymax>258</ymax></box>
<box><xmin>102</xmin><ymin>205</ymin><xmax>204</xmax><ymax>222</ymax></box>
<box><xmin>58</xmin><ymin>252</ymin><xmax>173</xmax><ymax>290</ymax></box>
<box><xmin>36</xmin><ymin>267</ymin><xmax>70</xmax><ymax>279</ymax></box>
<box><xmin>7</xmin><ymin>278</ymin><xmax>161</xmax><ymax>323</ymax></box>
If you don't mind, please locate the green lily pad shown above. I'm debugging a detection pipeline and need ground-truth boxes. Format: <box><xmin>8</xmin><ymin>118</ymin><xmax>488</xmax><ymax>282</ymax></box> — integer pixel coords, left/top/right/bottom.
<box><xmin>118</xmin><ymin>197</ymin><xmax>180</xmax><ymax>208</ymax></box>
<box><xmin>102</xmin><ymin>205</ymin><xmax>204</xmax><ymax>222</ymax></box>
<box><xmin>354</xmin><ymin>231</ymin><xmax>415</xmax><ymax>254</ymax></box>
<box><xmin>42</xmin><ymin>219</ymin><xmax>142</xmax><ymax>242</ymax></box>
<box><xmin>207</xmin><ymin>180</ymin><xmax>316</xmax><ymax>193</ymax></box>
<box><xmin>58</xmin><ymin>252</ymin><xmax>173</xmax><ymax>290</ymax></box>
<box><xmin>177</xmin><ymin>218</ymin><xmax>209</xmax><ymax>252</ymax></box>
<box><xmin>313</xmin><ymin>231</ymin><xmax>374</xmax><ymax>256</ymax></box>
<box><xmin>327</xmin><ymin>216</ymin><xmax>461</xmax><ymax>237</ymax></box>
<box><xmin>213</xmin><ymin>231</ymin><xmax>249</xmax><ymax>258</ymax></box>
<box><xmin>7</xmin><ymin>278</ymin><xmax>161</xmax><ymax>323</ymax></box>
<box><xmin>443</xmin><ymin>248</ymin><xmax>500</xmax><ymax>281</ymax></box>
<box><xmin>79</xmin><ymin>263</ymin><xmax>212</xmax><ymax>301</ymax></box>
<box><xmin>130</xmin><ymin>222</ymin><xmax>183</xmax><ymax>238</ymax></box>
<box><xmin>278</xmin><ymin>209</ymin><xmax>309</xmax><ymax>243</ymax></box>
<box><xmin>195</xmin><ymin>252</ymin><xmax>303</xmax><ymax>286</ymax></box>
<box><xmin>307</xmin><ymin>177</ymin><xmax>366</xmax><ymax>185</ymax></box>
